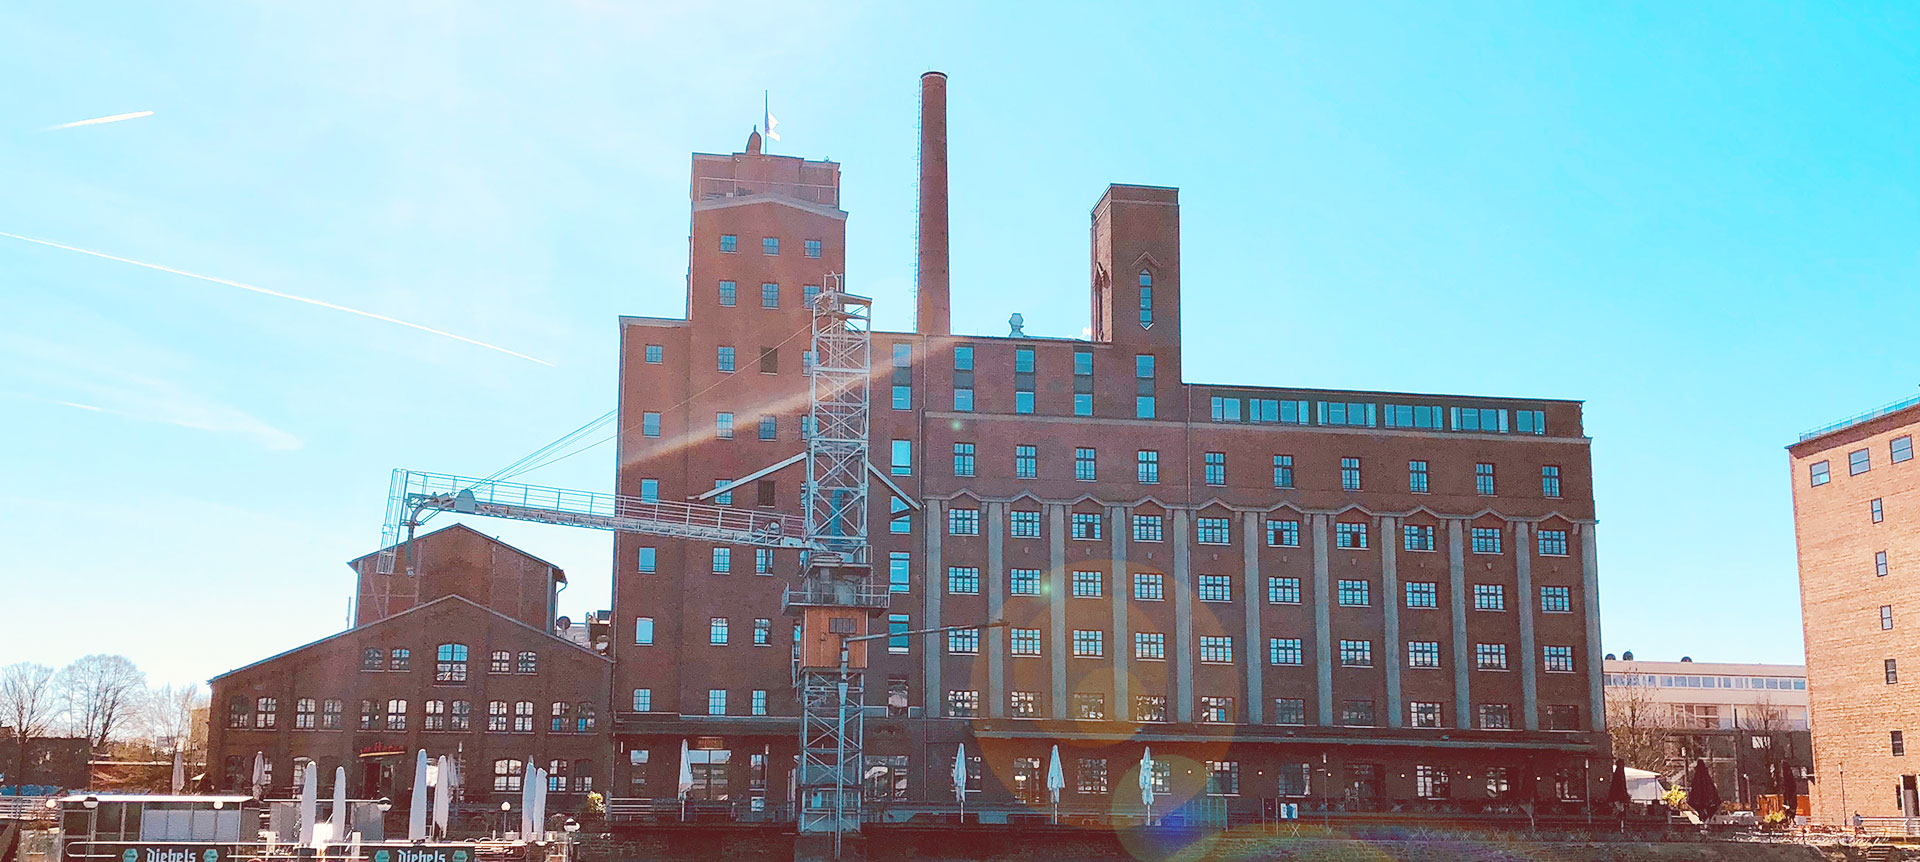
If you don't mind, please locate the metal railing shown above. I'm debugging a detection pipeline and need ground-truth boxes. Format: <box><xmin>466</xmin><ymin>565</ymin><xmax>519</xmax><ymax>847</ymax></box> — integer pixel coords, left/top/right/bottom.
<box><xmin>0</xmin><ymin>796</ymin><xmax>53</xmax><ymax>820</ymax></box>
<box><xmin>694</xmin><ymin>177</ymin><xmax>838</xmax><ymax>208</ymax></box>
<box><xmin>781</xmin><ymin>582</ymin><xmax>892</xmax><ymax>611</ymax></box>
<box><xmin>1799</xmin><ymin>393</ymin><xmax>1920</xmax><ymax>442</ymax></box>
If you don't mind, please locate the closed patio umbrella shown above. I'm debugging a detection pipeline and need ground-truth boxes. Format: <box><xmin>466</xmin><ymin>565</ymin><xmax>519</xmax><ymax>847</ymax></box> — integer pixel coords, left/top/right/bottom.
<box><xmin>298</xmin><ymin>762</ymin><xmax>318</xmax><ymax>846</ymax></box>
<box><xmin>407</xmin><ymin>750</ymin><xmax>428</xmax><ymax>841</ymax></box>
<box><xmin>1046</xmin><ymin>746</ymin><xmax>1065</xmax><ymax>825</ymax></box>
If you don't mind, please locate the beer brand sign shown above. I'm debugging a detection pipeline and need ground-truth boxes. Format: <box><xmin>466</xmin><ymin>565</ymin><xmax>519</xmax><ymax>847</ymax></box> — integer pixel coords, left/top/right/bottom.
<box><xmin>371</xmin><ymin>847</ymin><xmax>474</xmax><ymax>862</ymax></box>
<box><xmin>116</xmin><ymin>847</ymin><xmax>225</xmax><ymax>862</ymax></box>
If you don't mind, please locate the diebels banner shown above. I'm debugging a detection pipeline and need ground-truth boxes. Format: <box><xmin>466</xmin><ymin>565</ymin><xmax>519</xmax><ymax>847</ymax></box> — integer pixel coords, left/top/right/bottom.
<box><xmin>371</xmin><ymin>847</ymin><xmax>476</xmax><ymax>862</ymax></box>
<box><xmin>112</xmin><ymin>847</ymin><xmax>228</xmax><ymax>862</ymax></box>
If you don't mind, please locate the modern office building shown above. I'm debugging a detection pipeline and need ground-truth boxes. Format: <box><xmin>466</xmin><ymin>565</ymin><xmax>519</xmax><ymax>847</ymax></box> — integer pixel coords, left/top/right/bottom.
<box><xmin>608</xmin><ymin>73</ymin><xmax>1608</xmax><ymax>819</ymax></box>
<box><xmin>1791</xmin><ymin>394</ymin><xmax>1920</xmax><ymax>824</ymax></box>
<box><xmin>1601</xmin><ymin>657</ymin><xmax>1809</xmax><ymax>806</ymax></box>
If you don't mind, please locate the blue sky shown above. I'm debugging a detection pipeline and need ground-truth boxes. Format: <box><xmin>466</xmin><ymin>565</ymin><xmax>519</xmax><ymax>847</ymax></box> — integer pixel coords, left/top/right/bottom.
<box><xmin>2</xmin><ymin>2</ymin><xmax>1914</xmax><ymax>685</ymax></box>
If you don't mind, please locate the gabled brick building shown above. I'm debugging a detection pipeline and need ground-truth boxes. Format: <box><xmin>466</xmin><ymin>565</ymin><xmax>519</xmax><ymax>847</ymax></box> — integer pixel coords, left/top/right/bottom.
<box><xmin>206</xmin><ymin>525</ymin><xmax>610</xmax><ymax>825</ymax></box>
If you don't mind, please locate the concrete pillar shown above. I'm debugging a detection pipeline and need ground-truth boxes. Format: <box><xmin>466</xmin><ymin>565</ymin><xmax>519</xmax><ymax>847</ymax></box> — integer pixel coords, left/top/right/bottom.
<box><xmin>1048</xmin><ymin>504</ymin><xmax>1068</xmax><ymax>720</ymax></box>
<box><xmin>1172</xmin><ymin>509</ymin><xmax>1196</xmax><ymax>723</ymax></box>
<box><xmin>1514</xmin><ymin>521</ymin><xmax>1538</xmax><ymax>731</ymax></box>
<box><xmin>1242</xmin><ymin>511</ymin><xmax>1264</xmax><ymax>724</ymax></box>
<box><xmin>1447</xmin><ymin>519</ymin><xmax>1471</xmax><ymax>730</ymax></box>
<box><xmin>986</xmin><ymin>501</ymin><xmax>1007</xmax><ymax>719</ymax></box>
<box><xmin>925</xmin><ymin>500</ymin><xmax>945</xmax><ymax>712</ymax></box>
<box><xmin>1580</xmin><ymin>523</ymin><xmax>1605</xmax><ymax>732</ymax></box>
<box><xmin>1311</xmin><ymin>513</ymin><xmax>1333</xmax><ymax>727</ymax></box>
<box><xmin>1381</xmin><ymin>515</ymin><xmax>1402</xmax><ymax>728</ymax></box>
<box><xmin>1110</xmin><ymin>505</ymin><xmax>1131</xmax><ymax>716</ymax></box>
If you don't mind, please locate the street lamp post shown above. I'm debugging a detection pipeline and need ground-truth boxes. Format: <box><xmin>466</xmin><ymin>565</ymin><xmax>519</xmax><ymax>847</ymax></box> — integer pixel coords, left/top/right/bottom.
<box><xmin>562</xmin><ymin>817</ymin><xmax>579</xmax><ymax>862</ymax></box>
<box><xmin>500</xmin><ymin>801</ymin><xmax>512</xmax><ymax>839</ymax></box>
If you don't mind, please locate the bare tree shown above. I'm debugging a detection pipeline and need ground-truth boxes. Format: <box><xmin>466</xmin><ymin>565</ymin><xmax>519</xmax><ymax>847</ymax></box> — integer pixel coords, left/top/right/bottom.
<box><xmin>1</xmin><ymin>662</ymin><xmax>58</xmax><ymax>779</ymax></box>
<box><xmin>53</xmin><ymin>655</ymin><xmax>147</xmax><ymax>751</ymax></box>
<box><xmin>139</xmin><ymin>684</ymin><xmax>208</xmax><ymax>756</ymax></box>
<box><xmin>1606</xmin><ymin>678</ymin><xmax>1676</xmax><ymax>777</ymax></box>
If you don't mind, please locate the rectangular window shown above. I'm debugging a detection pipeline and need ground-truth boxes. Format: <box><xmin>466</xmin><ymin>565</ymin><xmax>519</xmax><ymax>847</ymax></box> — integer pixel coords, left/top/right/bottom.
<box><xmin>1335</xmin><ymin>522</ymin><xmax>1368</xmax><ymax>549</ymax></box>
<box><xmin>1541</xmin><ymin>465</ymin><xmax>1562</xmax><ymax>498</ymax></box>
<box><xmin>946</xmin><ymin>566</ymin><xmax>980</xmax><ymax>595</ymax></box>
<box><xmin>948</xmin><ymin>508</ymin><xmax>980</xmax><ymax>536</ymax></box>
<box><xmin>1342</xmin><ymin>700</ymin><xmax>1376</xmax><ymax>727</ymax></box>
<box><xmin>888</xmin><ymin>614</ymin><xmax>909</xmax><ymax>654</ymax></box>
<box><xmin>634</xmin><ymin>617</ymin><xmax>654</xmax><ymax>645</ymax></box>
<box><xmin>719</xmin><ymin>234</ymin><xmax>737</xmax><ymax>253</ymax></box>
<box><xmin>892</xmin><ymin>385</ymin><xmax>910</xmax><ymax>410</ymax></box>
<box><xmin>761</xmin><ymin>236</ymin><xmax>780</xmax><ymax>255</ymax></box>
<box><xmin>1075</xmin><ymin>448</ymin><xmax>1097</xmax><ymax>481</ymax></box>
<box><xmin>1199</xmin><ymin>636</ymin><xmax>1234</xmax><ymax>664</ymax></box>
<box><xmin>1200</xmin><ymin>696</ymin><xmax>1235</xmax><ymax>724</ymax></box>
<box><xmin>1015</xmin><ymin>445</ymin><xmax>1037</xmax><ymax>478</ymax></box>
<box><xmin>1273</xmin><ymin>698</ymin><xmax>1306</xmax><ymax>726</ymax></box>
<box><xmin>1073</xmin><ymin>693</ymin><xmax>1107</xmax><ymax>721</ymax></box>
<box><xmin>1010</xmin><ymin>510</ymin><xmax>1041</xmax><ymax>538</ymax></box>
<box><xmin>1267</xmin><ymin>519</ymin><xmax>1300</xmax><ymax>547</ymax></box>
<box><xmin>1273</xmin><ymin>455</ymin><xmax>1295</xmax><ymax>488</ymax></box>
<box><xmin>753</xmin><ymin>618</ymin><xmax>772</xmax><ymax>646</ymax></box>
<box><xmin>1537</xmin><ymin>529</ymin><xmax>1569</xmax><ymax>556</ymax></box>
<box><xmin>707</xmin><ymin>690</ymin><xmax>727</xmax><ymax>716</ymax></box>
<box><xmin>1198</xmin><ymin>574</ymin><xmax>1232</xmax><ymax>602</ymax></box>
<box><xmin>1077</xmin><ymin>757</ymin><xmax>1109</xmax><ymax>793</ymax></box>
<box><xmin>641</xmin><ymin>412</ymin><xmax>661</xmax><ymax>437</ymax></box>
<box><xmin>1206</xmin><ymin>760</ymin><xmax>1240</xmax><ymax>797</ymax></box>
<box><xmin>1884</xmin><ymin>605</ymin><xmax>1896</xmax><ymax>630</ymax></box>
<box><xmin>1404</xmin><ymin>524</ymin><xmax>1435</xmax><ymax>551</ymax></box>
<box><xmin>709</xmin><ymin>617</ymin><xmax>729</xmax><ymax>645</ymax></box>
<box><xmin>888</xmin><ymin>552</ymin><xmax>910</xmax><ymax>594</ymax></box>
<box><xmin>1895</xmin><ymin>730</ymin><xmax>1906</xmax><ymax>756</ymax></box>
<box><xmin>1540</xmin><ymin>586</ymin><xmax>1572</xmax><ymax>613</ymax></box>
<box><xmin>757</xmin><ymin>479</ymin><xmax>775</xmax><ymax>507</ymax></box>
<box><xmin>1475</xmin><ymin>462</ymin><xmax>1496</xmax><ymax>495</ymax></box>
<box><xmin>1135</xmin><ymin>695</ymin><xmax>1168</xmax><ymax>723</ymax></box>
<box><xmin>750</xmin><ymin>690</ymin><xmax>768</xmax><ymax>716</ymax></box>
<box><xmin>717</xmin><ymin>346</ymin><xmax>735</xmax><ymax>372</ymax></box>
<box><xmin>1211</xmin><ymin>396</ymin><xmax>1241</xmax><ymax>422</ymax></box>
<box><xmin>1204</xmin><ymin>451</ymin><xmax>1225</xmax><ymax>486</ymax></box>
<box><xmin>711</xmin><ymin>478</ymin><xmax>733</xmax><ymax>506</ymax></box>
<box><xmin>758</xmin><ymin>346</ymin><xmax>778</xmax><ymax>374</ymax></box>
<box><xmin>1319</xmin><ymin>401</ymin><xmax>1377</xmax><ymax>427</ymax></box>
<box><xmin>947</xmin><ymin>690</ymin><xmax>979</xmax><ymax>718</ymax></box>
<box><xmin>1405</xmin><ymin>582</ymin><xmax>1438</xmax><ymax>608</ymax></box>
<box><xmin>946</xmin><ymin>628</ymin><xmax>980</xmax><ymax>654</ymax></box>
<box><xmin>1070</xmin><ymin>512</ymin><xmax>1103</xmax><ymax>540</ymax></box>
<box><xmin>1478</xmin><ymin>704</ymin><xmax>1513</xmax><ymax>730</ymax></box>
<box><xmin>1134</xmin><ymin>632</ymin><xmax>1166</xmax><ymax>661</ymax></box>
<box><xmin>803</xmin><ymin>283</ymin><xmax>820</xmax><ymax>303</ymax></box>
<box><xmin>1543</xmin><ymin>705</ymin><xmax>1581</xmax><ymax>731</ymax></box>
<box><xmin>1132</xmin><ymin>514</ymin><xmax>1164</xmax><ymax>542</ymax></box>
<box><xmin>1337</xmin><ymin>579</ymin><xmax>1370</xmax><ymax>607</ymax></box>
<box><xmin>1268</xmin><ymin>638</ymin><xmax>1303</xmax><ymax>666</ymax></box>
<box><xmin>1473</xmin><ymin>584</ymin><xmax>1506</xmax><ymax>611</ymax></box>
<box><xmin>890</xmin><ymin>496</ymin><xmax>912</xmax><ymax>534</ymax></box>
<box><xmin>1071</xmin><ymin>570</ymin><xmax>1103</xmax><ymax>598</ymax></box>
<box><xmin>1410</xmin><ymin>702</ymin><xmax>1443</xmax><ymax>729</ymax></box>
<box><xmin>715</xmin><ymin>412</ymin><xmax>733</xmax><ymax>439</ymax></box>
<box><xmin>1878</xmin><ymin>551</ymin><xmax>1890</xmax><ymax>577</ymax></box>
<box><xmin>891</xmin><ymin>439</ymin><xmax>912</xmax><ymax>476</ymax></box>
<box><xmin>1475</xmin><ymin>643</ymin><xmax>1509</xmax><ymax>671</ymax></box>
<box><xmin>1010</xmin><ymin>628</ymin><xmax>1042</xmax><ymax>656</ymax></box>
<box><xmin>1340</xmin><ymin>457</ymin><xmax>1362</xmax><ymax>490</ymax></box>
<box><xmin>1072</xmin><ymin>350</ymin><xmax>1092</xmax><ymax>416</ymax></box>
<box><xmin>1385</xmin><ymin>403</ymin><xmax>1446</xmax><ymax>429</ymax></box>
<box><xmin>1010</xmin><ymin>568</ymin><xmax>1041</xmax><ymax>596</ymax></box>
<box><xmin>1851</xmin><ymin>448</ymin><xmax>1872</xmax><ymax>475</ymax></box>
<box><xmin>1009</xmin><ymin>691</ymin><xmax>1038</xmax><ymax>718</ymax></box>
<box><xmin>760</xmin><ymin>283</ymin><xmax>780</xmax><ymax>308</ymax></box>
<box><xmin>718</xmin><ymin>280</ymin><xmax>737</xmax><ymax>306</ymax></box>
<box><xmin>1452</xmin><ymin>406</ymin><xmax>1509</xmax><ymax>433</ymax></box>
<box><xmin>1135</xmin><ymin>354</ymin><xmax>1155</xmax><ymax>419</ymax></box>
<box><xmin>1408</xmin><ymin>460</ymin><xmax>1429</xmax><ymax>493</ymax></box>
<box><xmin>1810</xmin><ymin>460</ymin><xmax>1831</xmax><ymax>486</ymax></box>
<box><xmin>1408</xmin><ymin>641</ymin><xmax>1441</xmax><ymax>669</ymax></box>
<box><xmin>644</xmin><ymin>344</ymin><xmax>663</xmax><ymax>363</ymax></box>
<box><xmin>804</xmin><ymin>239</ymin><xmax>822</xmax><ymax>258</ymax></box>
<box><xmin>1339</xmin><ymin>639</ymin><xmax>1372</xmax><ymax>667</ymax></box>
<box><xmin>1133</xmin><ymin>572</ymin><xmax>1165</xmax><ymax>600</ymax></box>
<box><xmin>1011</xmin><ymin>347</ymin><xmax>1036</xmax><ymax>414</ymax></box>
<box><xmin>1197</xmin><ymin>517</ymin><xmax>1231</xmax><ymax>545</ymax></box>
<box><xmin>1516</xmin><ymin>409</ymin><xmax>1547</xmax><ymax>434</ymax></box>
<box><xmin>1267</xmin><ymin>576</ymin><xmax>1301</xmax><ymax>604</ymax></box>
<box><xmin>1873</xmin><ymin>498</ymin><xmax>1885</xmax><ymax>523</ymax></box>
<box><xmin>952</xmin><ymin>442</ymin><xmax>975</xmax><ymax>477</ymax></box>
<box><xmin>1137</xmin><ymin>450</ymin><xmax>1159</xmax><ymax>484</ymax></box>
<box><xmin>1071</xmin><ymin>630</ymin><xmax>1104</xmax><ymax>658</ymax></box>
<box><xmin>712</xmin><ymin>547</ymin><xmax>731</xmax><ymax>574</ymax></box>
<box><xmin>637</xmin><ymin>547</ymin><xmax>657</xmax><ymax>573</ymax></box>
<box><xmin>757</xmin><ymin>415</ymin><xmax>777</xmax><ymax>440</ymax></box>
<box><xmin>1471</xmin><ymin>527</ymin><xmax>1503</xmax><ymax>554</ymax></box>
<box><xmin>1895</xmin><ymin>436</ymin><xmax>1915</xmax><ymax>463</ymax></box>
<box><xmin>1888</xmin><ymin>659</ymin><xmax>1900</xmax><ymax>685</ymax></box>
<box><xmin>1543</xmin><ymin>645</ymin><xmax>1575</xmax><ymax>673</ymax></box>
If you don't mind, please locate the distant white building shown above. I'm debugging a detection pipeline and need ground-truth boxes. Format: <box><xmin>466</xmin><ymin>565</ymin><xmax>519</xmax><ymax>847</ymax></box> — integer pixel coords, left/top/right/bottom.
<box><xmin>1603</xmin><ymin>657</ymin><xmax>1809</xmax><ymax>731</ymax></box>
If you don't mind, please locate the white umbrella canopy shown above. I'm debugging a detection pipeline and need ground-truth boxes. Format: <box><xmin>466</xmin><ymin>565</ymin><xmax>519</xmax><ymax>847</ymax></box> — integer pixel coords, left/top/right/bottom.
<box><xmin>251</xmin><ymin>752</ymin><xmax>265</xmax><ymax>799</ymax></box>
<box><xmin>532</xmin><ymin>769</ymin><xmax>548</xmax><ymax>838</ymax></box>
<box><xmin>329</xmin><ymin>766</ymin><xmax>349</xmax><ymax>839</ymax></box>
<box><xmin>170</xmin><ymin>748</ymin><xmax>185</xmax><ymax>793</ymax></box>
<box><xmin>521</xmin><ymin>756</ymin><xmax>535</xmax><ymax>835</ymax></box>
<box><xmin>1138</xmin><ymin>747</ymin><xmax>1155</xmax><ymax>810</ymax></box>
<box><xmin>951</xmin><ymin>745</ymin><xmax>967</xmax><ymax>804</ymax></box>
<box><xmin>407</xmin><ymin>750</ymin><xmax>428</xmax><ymax>841</ymax></box>
<box><xmin>1046</xmin><ymin>746</ymin><xmax>1065</xmax><ymax>803</ymax></box>
<box><xmin>677</xmin><ymin>740</ymin><xmax>694</xmax><ymax>797</ymax></box>
<box><xmin>298</xmin><ymin>764</ymin><xmax>318</xmax><ymax>846</ymax></box>
<box><xmin>432</xmin><ymin>755</ymin><xmax>451</xmax><ymax>839</ymax></box>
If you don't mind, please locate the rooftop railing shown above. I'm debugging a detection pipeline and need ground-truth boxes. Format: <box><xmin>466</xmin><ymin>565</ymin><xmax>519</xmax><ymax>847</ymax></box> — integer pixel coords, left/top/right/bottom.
<box><xmin>1798</xmin><ymin>393</ymin><xmax>1920</xmax><ymax>442</ymax></box>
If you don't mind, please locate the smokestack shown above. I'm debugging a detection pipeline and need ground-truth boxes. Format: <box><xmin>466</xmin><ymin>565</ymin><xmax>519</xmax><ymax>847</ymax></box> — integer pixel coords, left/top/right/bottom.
<box><xmin>916</xmin><ymin>71</ymin><xmax>951</xmax><ymax>336</ymax></box>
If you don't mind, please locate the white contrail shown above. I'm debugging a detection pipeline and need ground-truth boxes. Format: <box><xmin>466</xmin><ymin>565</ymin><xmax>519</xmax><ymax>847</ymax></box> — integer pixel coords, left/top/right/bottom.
<box><xmin>45</xmin><ymin>110</ymin><xmax>155</xmax><ymax>130</ymax></box>
<box><xmin>0</xmin><ymin>231</ymin><xmax>554</xmax><ymax>366</ymax></box>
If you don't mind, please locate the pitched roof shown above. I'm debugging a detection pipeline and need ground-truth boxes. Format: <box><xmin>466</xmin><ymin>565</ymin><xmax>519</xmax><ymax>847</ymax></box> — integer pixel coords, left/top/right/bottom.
<box><xmin>347</xmin><ymin>522</ymin><xmax>567</xmax><ymax>582</ymax></box>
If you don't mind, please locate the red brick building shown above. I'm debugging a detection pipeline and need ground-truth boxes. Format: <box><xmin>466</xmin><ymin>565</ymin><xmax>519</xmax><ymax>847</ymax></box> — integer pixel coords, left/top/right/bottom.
<box><xmin>608</xmin><ymin>73</ymin><xmax>1607</xmax><ymax>818</ymax></box>
<box><xmin>207</xmin><ymin>525</ymin><xmax>610</xmax><ymax>826</ymax></box>
<box><xmin>1790</xmin><ymin>396</ymin><xmax>1920</xmax><ymax>824</ymax></box>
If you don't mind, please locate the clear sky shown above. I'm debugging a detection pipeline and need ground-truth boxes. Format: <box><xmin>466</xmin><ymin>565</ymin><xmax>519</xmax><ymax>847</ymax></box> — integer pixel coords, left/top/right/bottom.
<box><xmin>2</xmin><ymin>2</ymin><xmax>1914</xmax><ymax>686</ymax></box>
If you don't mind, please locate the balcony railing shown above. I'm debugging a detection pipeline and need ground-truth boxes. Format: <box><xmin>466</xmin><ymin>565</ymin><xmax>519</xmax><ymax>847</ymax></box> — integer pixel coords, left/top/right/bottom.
<box><xmin>782</xmin><ymin>582</ymin><xmax>892</xmax><ymax>612</ymax></box>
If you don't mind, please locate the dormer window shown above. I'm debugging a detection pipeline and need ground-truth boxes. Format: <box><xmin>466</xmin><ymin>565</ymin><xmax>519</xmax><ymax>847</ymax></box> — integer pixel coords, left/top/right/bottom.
<box><xmin>1138</xmin><ymin>270</ymin><xmax>1153</xmax><ymax>327</ymax></box>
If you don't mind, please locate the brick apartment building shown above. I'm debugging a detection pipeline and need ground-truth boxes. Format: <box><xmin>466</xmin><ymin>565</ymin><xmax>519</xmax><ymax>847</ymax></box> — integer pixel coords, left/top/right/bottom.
<box><xmin>207</xmin><ymin>524</ymin><xmax>611</xmax><ymax>826</ymax></box>
<box><xmin>608</xmin><ymin>73</ymin><xmax>1608</xmax><ymax>818</ymax></box>
<box><xmin>1791</xmin><ymin>394</ymin><xmax>1920</xmax><ymax>824</ymax></box>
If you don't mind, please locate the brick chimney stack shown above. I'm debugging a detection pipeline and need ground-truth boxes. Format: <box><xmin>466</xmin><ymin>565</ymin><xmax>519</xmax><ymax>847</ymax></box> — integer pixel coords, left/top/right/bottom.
<box><xmin>916</xmin><ymin>71</ymin><xmax>951</xmax><ymax>336</ymax></box>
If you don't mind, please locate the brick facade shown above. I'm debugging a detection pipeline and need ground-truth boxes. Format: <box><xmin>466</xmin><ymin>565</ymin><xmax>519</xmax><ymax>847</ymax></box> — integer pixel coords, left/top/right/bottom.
<box><xmin>1790</xmin><ymin>401</ymin><xmax>1920</xmax><ymax>823</ymax></box>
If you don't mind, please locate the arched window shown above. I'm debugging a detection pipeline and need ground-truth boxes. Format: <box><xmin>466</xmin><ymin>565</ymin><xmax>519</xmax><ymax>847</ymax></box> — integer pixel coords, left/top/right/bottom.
<box><xmin>517</xmin><ymin>651</ymin><xmax>538</xmax><ymax>674</ymax></box>
<box><xmin>575</xmin><ymin>702</ymin><xmax>597</xmax><ymax>733</ymax></box>
<box><xmin>1138</xmin><ymin>270</ymin><xmax>1154</xmax><ymax>327</ymax></box>
<box><xmin>450</xmin><ymin>700</ymin><xmax>472</xmax><ymax>731</ymax></box>
<box><xmin>574</xmin><ymin>759</ymin><xmax>594</xmax><ymax>793</ymax></box>
<box><xmin>546</xmin><ymin>759</ymin><xmax>570</xmax><ymax>793</ymax></box>
<box><xmin>492</xmin><ymin>758</ymin><xmax>523</xmax><ymax>792</ymax></box>
<box><xmin>513</xmin><ymin>701</ymin><xmax>534</xmax><ymax>732</ymax></box>
<box><xmin>226</xmin><ymin>696</ymin><xmax>251</xmax><ymax>729</ymax></box>
<box><xmin>550</xmin><ymin>702</ymin><xmax>572</xmax><ymax>733</ymax></box>
<box><xmin>490</xmin><ymin>650</ymin><xmax>512</xmax><ymax>673</ymax></box>
<box><xmin>436</xmin><ymin>643</ymin><xmax>468</xmax><ymax>682</ymax></box>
